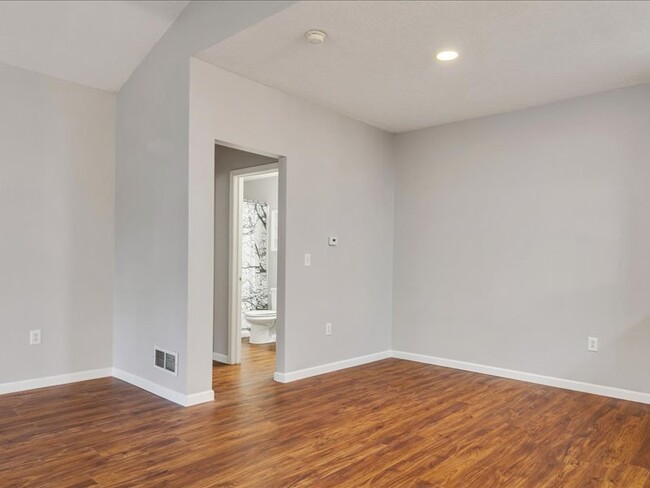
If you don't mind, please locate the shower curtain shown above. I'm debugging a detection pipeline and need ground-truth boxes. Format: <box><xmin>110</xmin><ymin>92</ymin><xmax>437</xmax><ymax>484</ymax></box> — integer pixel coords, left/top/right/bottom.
<box><xmin>241</xmin><ymin>199</ymin><xmax>270</xmax><ymax>335</ymax></box>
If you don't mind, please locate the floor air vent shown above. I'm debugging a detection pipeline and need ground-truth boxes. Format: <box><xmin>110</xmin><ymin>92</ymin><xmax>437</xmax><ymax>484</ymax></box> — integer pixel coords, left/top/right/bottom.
<box><xmin>154</xmin><ymin>347</ymin><xmax>178</xmax><ymax>376</ymax></box>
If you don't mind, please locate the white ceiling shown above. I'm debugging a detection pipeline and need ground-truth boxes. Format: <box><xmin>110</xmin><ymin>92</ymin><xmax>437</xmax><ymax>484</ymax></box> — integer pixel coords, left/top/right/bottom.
<box><xmin>0</xmin><ymin>0</ymin><xmax>189</xmax><ymax>92</ymax></box>
<box><xmin>198</xmin><ymin>1</ymin><xmax>650</xmax><ymax>133</ymax></box>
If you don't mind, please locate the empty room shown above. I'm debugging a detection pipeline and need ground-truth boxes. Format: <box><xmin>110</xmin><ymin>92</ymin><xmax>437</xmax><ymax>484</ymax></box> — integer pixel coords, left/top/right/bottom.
<box><xmin>0</xmin><ymin>1</ymin><xmax>648</xmax><ymax>486</ymax></box>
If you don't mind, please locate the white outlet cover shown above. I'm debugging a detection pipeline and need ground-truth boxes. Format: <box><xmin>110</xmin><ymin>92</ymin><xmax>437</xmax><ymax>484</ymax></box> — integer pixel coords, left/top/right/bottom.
<box><xmin>587</xmin><ymin>336</ymin><xmax>598</xmax><ymax>352</ymax></box>
<box><xmin>328</xmin><ymin>236</ymin><xmax>338</xmax><ymax>246</ymax></box>
<box><xmin>326</xmin><ymin>323</ymin><xmax>332</xmax><ymax>336</ymax></box>
<box><xmin>304</xmin><ymin>253</ymin><xmax>311</xmax><ymax>266</ymax></box>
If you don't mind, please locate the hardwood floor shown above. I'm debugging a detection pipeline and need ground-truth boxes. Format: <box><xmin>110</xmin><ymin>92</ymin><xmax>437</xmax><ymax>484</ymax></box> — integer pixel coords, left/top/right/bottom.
<box><xmin>1</xmin><ymin>341</ymin><xmax>648</xmax><ymax>487</ymax></box>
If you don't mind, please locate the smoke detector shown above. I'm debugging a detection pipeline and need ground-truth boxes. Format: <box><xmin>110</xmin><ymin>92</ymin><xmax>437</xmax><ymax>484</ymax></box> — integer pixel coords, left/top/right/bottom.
<box><xmin>305</xmin><ymin>30</ymin><xmax>327</xmax><ymax>44</ymax></box>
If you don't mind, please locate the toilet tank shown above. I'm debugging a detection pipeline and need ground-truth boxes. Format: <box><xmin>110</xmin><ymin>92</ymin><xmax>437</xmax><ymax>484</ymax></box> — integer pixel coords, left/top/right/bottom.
<box><xmin>270</xmin><ymin>288</ymin><xmax>277</xmax><ymax>311</ymax></box>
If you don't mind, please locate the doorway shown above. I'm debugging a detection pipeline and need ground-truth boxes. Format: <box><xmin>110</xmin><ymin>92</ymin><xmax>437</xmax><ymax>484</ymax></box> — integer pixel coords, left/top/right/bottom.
<box><xmin>212</xmin><ymin>142</ymin><xmax>283</xmax><ymax>379</ymax></box>
<box><xmin>229</xmin><ymin>164</ymin><xmax>279</xmax><ymax>365</ymax></box>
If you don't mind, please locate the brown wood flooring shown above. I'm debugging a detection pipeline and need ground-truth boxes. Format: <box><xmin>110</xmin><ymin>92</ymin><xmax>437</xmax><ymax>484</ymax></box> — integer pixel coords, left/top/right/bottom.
<box><xmin>0</xmin><ymin>340</ymin><xmax>648</xmax><ymax>487</ymax></box>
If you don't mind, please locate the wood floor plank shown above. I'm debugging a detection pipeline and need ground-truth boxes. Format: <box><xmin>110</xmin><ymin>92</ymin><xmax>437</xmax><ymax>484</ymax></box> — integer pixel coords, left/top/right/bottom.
<box><xmin>0</xmin><ymin>340</ymin><xmax>648</xmax><ymax>487</ymax></box>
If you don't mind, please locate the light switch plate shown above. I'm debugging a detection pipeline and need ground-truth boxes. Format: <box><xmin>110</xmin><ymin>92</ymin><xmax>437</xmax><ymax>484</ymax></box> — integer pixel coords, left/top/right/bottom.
<box><xmin>29</xmin><ymin>329</ymin><xmax>41</xmax><ymax>345</ymax></box>
<box><xmin>304</xmin><ymin>253</ymin><xmax>311</xmax><ymax>266</ymax></box>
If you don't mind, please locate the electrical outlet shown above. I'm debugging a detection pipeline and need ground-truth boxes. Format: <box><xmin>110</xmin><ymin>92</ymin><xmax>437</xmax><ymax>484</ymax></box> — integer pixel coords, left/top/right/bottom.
<box><xmin>587</xmin><ymin>336</ymin><xmax>598</xmax><ymax>352</ymax></box>
<box><xmin>29</xmin><ymin>329</ymin><xmax>41</xmax><ymax>345</ymax></box>
<box><xmin>304</xmin><ymin>253</ymin><xmax>311</xmax><ymax>267</ymax></box>
<box><xmin>325</xmin><ymin>323</ymin><xmax>332</xmax><ymax>336</ymax></box>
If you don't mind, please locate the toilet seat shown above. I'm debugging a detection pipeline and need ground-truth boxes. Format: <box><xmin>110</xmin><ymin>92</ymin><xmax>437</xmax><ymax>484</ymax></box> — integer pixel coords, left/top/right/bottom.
<box><xmin>244</xmin><ymin>310</ymin><xmax>276</xmax><ymax>319</ymax></box>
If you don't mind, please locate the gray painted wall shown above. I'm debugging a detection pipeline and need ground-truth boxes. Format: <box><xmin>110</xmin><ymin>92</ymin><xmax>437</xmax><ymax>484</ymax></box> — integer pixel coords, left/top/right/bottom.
<box><xmin>393</xmin><ymin>83</ymin><xmax>650</xmax><ymax>393</ymax></box>
<box><xmin>213</xmin><ymin>145</ymin><xmax>276</xmax><ymax>356</ymax></box>
<box><xmin>0</xmin><ymin>62</ymin><xmax>115</xmax><ymax>384</ymax></box>
<box><xmin>190</xmin><ymin>59</ymin><xmax>395</xmax><ymax>375</ymax></box>
<box><xmin>115</xmin><ymin>1</ymin><xmax>292</xmax><ymax>396</ymax></box>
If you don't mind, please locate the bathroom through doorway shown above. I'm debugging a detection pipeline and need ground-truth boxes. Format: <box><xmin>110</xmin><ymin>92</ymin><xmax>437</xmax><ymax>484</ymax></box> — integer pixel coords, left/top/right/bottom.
<box><xmin>231</xmin><ymin>165</ymin><xmax>279</xmax><ymax>363</ymax></box>
<box><xmin>213</xmin><ymin>142</ymin><xmax>283</xmax><ymax>380</ymax></box>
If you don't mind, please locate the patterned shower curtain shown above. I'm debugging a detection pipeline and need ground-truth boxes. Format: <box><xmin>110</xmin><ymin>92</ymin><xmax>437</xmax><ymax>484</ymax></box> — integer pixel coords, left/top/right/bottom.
<box><xmin>241</xmin><ymin>199</ymin><xmax>269</xmax><ymax>316</ymax></box>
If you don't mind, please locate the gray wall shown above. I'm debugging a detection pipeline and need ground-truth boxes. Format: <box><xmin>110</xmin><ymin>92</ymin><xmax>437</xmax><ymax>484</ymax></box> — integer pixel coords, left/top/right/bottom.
<box><xmin>213</xmin><ymin>145</ymin><xmax>276</xmax><ymax>356</ymax></box>
<box><xmin>0</xmin><ymin>62</ymin><xmax>115</xmax><ymax>384</ymax></box>
<box><xmin>393</xmin><ymin>83</ymin><xmax>650</xmax><ymax>393</ymax></box>
<box><xmin>190</xmin><ymin>59</ymin><xmax>395</xmax><ymax>374</ymax></box>
<box><xmin>115</xmin><ymin>1</ymin><xmax>292</xmax><ymax>396</ymax></box>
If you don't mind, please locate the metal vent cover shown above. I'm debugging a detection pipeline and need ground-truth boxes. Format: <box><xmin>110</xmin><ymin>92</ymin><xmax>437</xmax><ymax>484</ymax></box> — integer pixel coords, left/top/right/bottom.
<box><xmin>154</xmin><ymin>347</ymin><xmax>178</xmax><ymax>376</ymax></box>
<box><xmin>155</xmin><ymin>349</ymin><xmax>165</xmax><ymax>369</ymax></box>
<box><xmin>164</xmin><ymin>353</ymin><xmax>176</xmax><ymax>374</ymax></box>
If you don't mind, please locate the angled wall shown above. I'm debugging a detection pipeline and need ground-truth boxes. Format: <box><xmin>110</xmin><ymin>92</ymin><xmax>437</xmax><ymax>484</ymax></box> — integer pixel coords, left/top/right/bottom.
<box><xmin>115</xmin><ymin>1</ymin><xmax>293</xmax><ymax>400</ymax></box>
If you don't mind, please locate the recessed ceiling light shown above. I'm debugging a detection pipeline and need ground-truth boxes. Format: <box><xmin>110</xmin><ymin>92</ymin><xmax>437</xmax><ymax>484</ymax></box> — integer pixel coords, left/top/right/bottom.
<box><xmin>436</xmin><ymin>50</ymin><xmax>459</xmax><ymax>61</ymax></box>
<box><xmin>305</xmin><ymin>30</ymin><xmax>327</xmax><ymax>44</ymax></box>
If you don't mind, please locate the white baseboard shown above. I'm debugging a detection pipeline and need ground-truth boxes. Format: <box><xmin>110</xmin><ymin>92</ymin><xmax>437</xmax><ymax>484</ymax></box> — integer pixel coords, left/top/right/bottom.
<box><xmin>272</xmin><ymin>349</ymin><xmax>649</xmax><ymax>404</ymax></box>
<box><xmin>0</xmin><ymin>368</ymin><xmax>113</xmax><ymax>395</ymax></box>
<box><xmin>3</xmin><ymin>351</ymin><xmax>645</xmax><ymax>407</ymax></box>
<box><xmin>274</xmin><ymin>350</ymin><xmax>392</xmax><ymax>383</ymax></box>
<box><xmin>112</xmin><ymin>368</ymin><xmax>214</xmax><ymax>407</ymax></box>
<box><xmin>391</xmin><ymin>350</ymin><xmax>650</xmax><ymax>405</ymax></box>
<box><xmin>185</xmin><ymin>389</ymin><xmax>216</xmax><ymax>406</ymax></box>
<box><xmin>212</xmin><ymin>352</ymin><xmax>230</xmax><ymax>364</ymax></box>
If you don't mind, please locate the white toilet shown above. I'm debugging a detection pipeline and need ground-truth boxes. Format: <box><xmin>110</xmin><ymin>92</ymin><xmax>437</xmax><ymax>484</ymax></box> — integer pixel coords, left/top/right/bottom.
<box><xmin>245</xmin><ymin>288</ymin><xmax>277</xmax><ymax>344</ymax></box>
